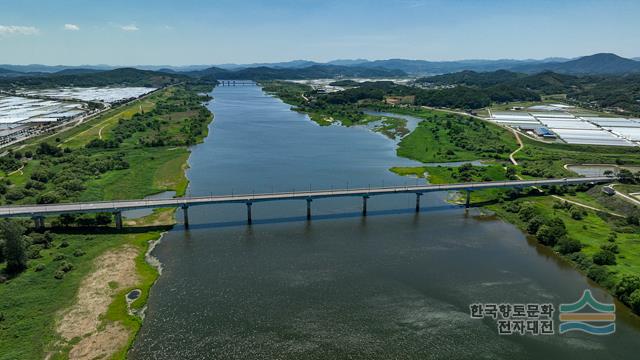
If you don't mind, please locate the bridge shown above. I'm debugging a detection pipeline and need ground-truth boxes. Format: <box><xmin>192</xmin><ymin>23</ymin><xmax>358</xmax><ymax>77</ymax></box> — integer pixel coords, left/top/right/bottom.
<box><xmin>219</xmin><ymin>80</ymin><xmax>255</xmax><ymax>86</ymax></box>
<box><xmin>0</xmin><ymin>176</ymin><xmax>614</xmax><ymax>229</ymax></box>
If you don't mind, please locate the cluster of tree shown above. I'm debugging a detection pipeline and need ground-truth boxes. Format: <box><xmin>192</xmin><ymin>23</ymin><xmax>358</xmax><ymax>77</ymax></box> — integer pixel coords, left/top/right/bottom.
<box><xmin>315</xmin><ymin>80</ymin><xmax>540</xmax><ymax>110</ymax></box>
<box><xmin>85</xmin><ymin>89</ymin><xmax>212</xmax><ymax>149</ymax></box>
<box><xmin>616</xmin><ymin>169</ymin><xmax>640</xmax><ymax>184</ymax></box>
<box><xmin>1</xmin><ymin>143</ymin><xmax>129</xmax><ymax>205</ymax></box>
<box><xmin>433</xmin><ymin>114</ymin><xmax>512</xmax><ymax>157</ymax></box>
<box><xmin>0</xmin><ymin>219</ymin><xmax>86</xmax><ymax>280</ymax></box>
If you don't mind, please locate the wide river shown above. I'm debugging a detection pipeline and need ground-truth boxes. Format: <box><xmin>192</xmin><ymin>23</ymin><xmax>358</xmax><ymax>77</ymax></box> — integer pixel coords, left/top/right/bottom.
<box><xmin>130</xmin><ymin>85</ymin><xmax>640</xmax><ymax>359</ymax></box>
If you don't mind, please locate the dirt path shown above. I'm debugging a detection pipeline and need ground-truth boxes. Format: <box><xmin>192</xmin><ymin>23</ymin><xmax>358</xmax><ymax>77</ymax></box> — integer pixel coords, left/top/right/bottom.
<box><xmin>550</xmin><ymin>195</ymin><xmax>624</xmax><ymax>217</ymax></box>
<box><xmin>8</xmin><ymin>164</ymin><xmax>25</xmax><ymax>176</ymax></box>
<box><xmin>98</xmin><ymin>124</ymin><xmax>106</xmax><ymax>140</ymax></box>
<box><xmin>508</xmin><ymin>129</ymin><xmax>524</xmax><ymax>166</ymax></box>
<box><xmin>611</xmin><ymin>184</ymin><xmax>640</xmax><ymax>207</ymax></box>
<box><xmin>56</xmin><ymin>245</ymin><xmax>140</xmax><ymax>360</ymax></box>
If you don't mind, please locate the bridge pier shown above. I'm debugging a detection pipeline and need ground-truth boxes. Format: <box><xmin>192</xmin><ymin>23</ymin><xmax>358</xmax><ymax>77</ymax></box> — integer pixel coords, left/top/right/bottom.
<box><xmin>182</xmin><ymin>205</ymin><xmax>189</xmax><ymax>228</ymax></box>
<box><xmin>306</xmin><ymin>198</ymin><xmax>312</xmax><ymax>220</ymax></box>
<box><xmin>33</xmin><ymin>216</ymin><xmax>44</xmax><ymax>230</ymax></box>
<box><xmin>362</xmin><ymin>195</ymin><xmax>369</xmax><ymax>216</ymax></box>
<box><xmin>465</xmin><ymin>190</ymin><xmax>471</xmax><ymax>209</ymax></box>
<box><xmin>415</xmin><ymin>193</ymin><xmax>423</xmax><ymax>213</ymax></box>
<box><xmin>114</xmin><ymin>211</ymin><xmax>123</xmax><ymax>229</ymax></box>
<box><xmin>246</xmin><ymin>202</ymin><xmax>253</xmax><ymax>225</ymax></box>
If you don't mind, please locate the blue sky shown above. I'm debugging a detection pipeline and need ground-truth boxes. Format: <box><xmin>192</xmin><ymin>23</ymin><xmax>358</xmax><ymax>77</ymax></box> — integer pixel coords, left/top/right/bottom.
<box><xmin>1</xmin><ymin>0</ymin><xmax>639</xmax><ymax>65</ymax></box>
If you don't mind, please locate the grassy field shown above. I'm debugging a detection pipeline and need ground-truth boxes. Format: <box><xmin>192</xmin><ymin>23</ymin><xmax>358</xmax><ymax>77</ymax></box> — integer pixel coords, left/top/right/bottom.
<box><xmin>79</xmin><ymin>147</ymin><xmax>190</xmax><ymax>201</ymax></box>
<box><xmin>63</xmin><ymin>90</ymin><xmax>167</xmax><ymax>149</ymax></box>
<box><xmin>390</xmin><ymin>163</ymin><xmax>510</xmax><ymax>203</ymax></box>
<box><xmin>0</xmin><ymin>83</ymin><xmax>214</xmax><ymax>359</ymax></box>
<box><xmin>394</xmin><ymin>108</ymin><xmax>518</xmax><ymax>163</ymax></box>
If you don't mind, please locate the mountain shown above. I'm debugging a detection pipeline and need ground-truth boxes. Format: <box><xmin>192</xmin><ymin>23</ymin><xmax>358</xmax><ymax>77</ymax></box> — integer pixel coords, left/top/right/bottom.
<box><xmin>214</xmin><ymin>60</ymin><xmax>320</xmax><ymax>70</ymax></box>
<box><xmin>513</xmin><ymin>53</ymin><xmax>640</xmax><ymax>75</ymax></box>
<box><xmin>0</xmin><ymin>68</ymin><xmax>187</xmax><ymax>88</ymax></box>
<box><xmin>353</xmin><ymin>58</ymin><xmax>571</xmax><ymax>75</ymax></box>
<box><xmin>326</xmin><ymin>59</ymin><xmax>370</xmax><ymax>66</ymax></box>
<box><xmin>0</xmin><ymin>67</ymin><xmax>25</xmax><ymax>78</ymax></box>
<box><xmin>53</xmin><ymin>68</ymin><xmax>105</xmax><ymax>75</ymax></box>
<box><xmin>190</xmin><ymin>64</ymin><xmax>406</xmax><ymax>80</ymax></box>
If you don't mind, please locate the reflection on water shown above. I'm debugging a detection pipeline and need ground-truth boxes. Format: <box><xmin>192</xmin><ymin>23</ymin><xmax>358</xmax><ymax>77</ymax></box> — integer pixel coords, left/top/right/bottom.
<box><xmin>130</xmin><ymin>85</ymin><xmax>640</xmax><ymax>360</ymax></box>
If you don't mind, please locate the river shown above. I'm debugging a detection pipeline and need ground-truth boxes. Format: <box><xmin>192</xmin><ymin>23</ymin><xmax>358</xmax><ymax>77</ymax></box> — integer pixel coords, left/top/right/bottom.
<box><xmin>129</xmin><ymin>84</ymin><xmax>640</xmax><ymax>359</ymax></box>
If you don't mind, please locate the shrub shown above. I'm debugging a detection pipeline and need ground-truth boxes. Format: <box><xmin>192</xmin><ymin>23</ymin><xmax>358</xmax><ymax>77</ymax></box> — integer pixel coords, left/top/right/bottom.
<box><xmin>34</xmin><ymin>263</ymin><xmax>45</xmax><ymax>272</ymax></box>
<box><xmin>593</xmin><ymin>250</ymin><xmax>616</xmax><ymax>266</ymax></box>
<box><xmin>629</xmin><ymin>289</ymin><xmax>640</xmax><ymax>314</ymax></box>
<box><xmin>58</xmin><ymin>241</ymin><xmax>69</xmax><ymax>248</ymax></box>
<box><xmin>615</xmin><ymin>274</ymin><xmax>640</xmax><ymax>302</ymax></box>
<box><xmin>587</xmin><ymin>265</ymin><xmax>609</xmax><ymax>283</ymax></box>
<box><xmin>570</xmin><ymin>209</ymin><xmax>584</xmax><ymax>220</ymax></box>
<box><xmin>73</xmin><ymin>249</ymin><xmax>85</xmax><ymax>257</ymax></box>
<box><xmin>601</xmin><ymin>243</ymin><xmax>619</xmax><ymax>254</ymax></box>
<box><xmin>36</xmin><ymin>191</ymin><xmax>60</xmax><ymax>205</ymax></box>
<box><xmin>54</xmin><ymin>270</ymin><xmax>65</xmax><ymax>279</ymax></box>
<box><xmin>518</xmin><ymin>204</ymin><xmax>537</xmax><ymax>222</ymax></box>
<box><xmin>58</xmin><ymin>261</ymin><xmax>74</xmax><ymax>273</ymax></box>
<box><xmin>557</xmin><ymin>238</ymin><xmax>582</xmax><ymax>255</ymax></box>
<box><xmin>526</xmin><ymin>216</ymin><xmax>545</xmax><ymax>234</ymax></box>
<box><xmin>568</xmin><ymin>252</ymin><xmax>591</xmax><ymax>270</ymax></box>
<box><xmin>26</xmin><ymin>245</ymin><xmax>42</xmax><ymax>259</ymax></box>
<box><xmin>5</xmin><ymin>188</ymin><xmax>26</xmax><ymax>201</ymax></box>
<box><xmin>53</xmin><ymin>253</ymin><xmax>65</xmax><ymax>261</ymax></box>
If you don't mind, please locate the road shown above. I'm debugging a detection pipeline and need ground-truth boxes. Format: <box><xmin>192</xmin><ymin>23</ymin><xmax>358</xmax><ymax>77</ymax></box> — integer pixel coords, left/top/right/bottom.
<box><xmin>0</xmin><ymin>176</ymin><xmax>614</xmax><ymax>218</ymax></box>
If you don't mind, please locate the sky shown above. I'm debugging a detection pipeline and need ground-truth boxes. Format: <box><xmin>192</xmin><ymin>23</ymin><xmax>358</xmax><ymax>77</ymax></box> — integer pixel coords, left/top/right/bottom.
<box><xmin>1</xmin><ymin>0</ymin><xmax>639</xmax><ymax>66</ymax></box>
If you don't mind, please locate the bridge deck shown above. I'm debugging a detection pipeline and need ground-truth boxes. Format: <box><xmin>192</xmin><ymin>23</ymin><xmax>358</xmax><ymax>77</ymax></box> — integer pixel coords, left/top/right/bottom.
<box><xmin>0</xmin><ymin>176</ymin><xmax>613</xmax><ymax>218</ymax></box>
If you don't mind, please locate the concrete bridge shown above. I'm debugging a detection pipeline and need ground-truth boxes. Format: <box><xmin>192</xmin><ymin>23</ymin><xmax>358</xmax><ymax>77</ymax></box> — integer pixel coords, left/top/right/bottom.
<box><xmin>0</xmin><ymin>176</ymin><xmax>614</xmax><ymax>229</ymax></box>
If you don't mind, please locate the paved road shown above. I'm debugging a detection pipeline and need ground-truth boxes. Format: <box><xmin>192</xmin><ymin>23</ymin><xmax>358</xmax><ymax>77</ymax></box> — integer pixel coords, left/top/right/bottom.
<box><xmin>0</xmin><ymin>176</ymin><xmax>614</xmax><ymax>218</ymax></box>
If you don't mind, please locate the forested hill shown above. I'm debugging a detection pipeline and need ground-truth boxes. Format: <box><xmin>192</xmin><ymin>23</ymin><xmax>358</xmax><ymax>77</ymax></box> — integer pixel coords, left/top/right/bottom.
<box><xmin>0</xmin><ymin>68</ymin><xmax>188</xmax><ymax>89</ymax></box>
<box><xmin>187</xmin><ymin>64</ymin><xmax>407</xmax><ymax>80</ymax></box>
<box><xmin>417</xmin><ymin>70</ymin><xmax>584</xmax><ymax>94</ymax></box>
<box><xmin>418</xmin><ymin>69</ymin><xmax>640</xmax><ymax>114</ymax></box>
<box><xmin>512</xmin><ymin>53</ymin><xmax>640</xmax><ymax>75</ymax></box>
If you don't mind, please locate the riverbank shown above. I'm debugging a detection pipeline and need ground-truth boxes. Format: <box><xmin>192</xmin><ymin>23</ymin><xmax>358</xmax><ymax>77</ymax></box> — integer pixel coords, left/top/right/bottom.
<box><xmin>0</xmin><ymin>83</ymin><xmax>215</xmax><ymax>359</ymax></box>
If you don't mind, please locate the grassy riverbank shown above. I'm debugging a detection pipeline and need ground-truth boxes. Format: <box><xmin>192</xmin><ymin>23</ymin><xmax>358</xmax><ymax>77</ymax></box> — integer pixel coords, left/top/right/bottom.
<box><xmin>0</xmin><ymin>83</ymin><xmax>214</xmax><ymax>359</ymax></box>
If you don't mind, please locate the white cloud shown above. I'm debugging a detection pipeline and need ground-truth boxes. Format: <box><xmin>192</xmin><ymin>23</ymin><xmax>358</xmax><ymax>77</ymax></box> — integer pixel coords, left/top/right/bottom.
<box><xmin>0</xmin><ymin>25</ymin><xmax>39</xmax><ymax>36</ymax></box>
<box><xmin>64</xmin><ymin>24</ymin><xmax>80</xmax><ymax>31</ymax></box>
<box><xmin>120</xmin><ymin>24</ymin><xmax>139</xmax><ymax>32</ymax></box>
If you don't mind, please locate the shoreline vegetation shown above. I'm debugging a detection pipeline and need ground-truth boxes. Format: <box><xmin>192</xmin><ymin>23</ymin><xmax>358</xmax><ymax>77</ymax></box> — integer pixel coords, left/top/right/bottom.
<box><xmin>0</xmin><ymin>82</ymin><xmax>215</xmax><ymax>359</ymax></box>
<box><xmin>262</xmin><ymin>80</ymin><xmax>640</xmax><ymax>317</ymax></box>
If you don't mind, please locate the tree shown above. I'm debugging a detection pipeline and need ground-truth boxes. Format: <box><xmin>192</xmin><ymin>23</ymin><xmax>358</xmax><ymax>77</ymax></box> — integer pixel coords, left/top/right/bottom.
<box><xmin>1</xmin><ymin>220</ymin><xmax>27</xmax><ymax>274</ymax></box>
<box><xmin>526</xmin><ymin>216</ymin><xmax>545</xmax><ymax>234</ymax></box>
<box><xmin>536</xmin><ymin>225</ymin><xmax>559</xmax><ymax>246</ymax></box>
<box><xmin>557</xmin><ymin>238</ymin><xmax>582</xmax><ymax>254</ymax></box>
<box><xmin>629</xmin><ymin>289</ymin><xmax>640</xmax><ymax>314</ymax></box>
<box><xmin>615</xmin><ymin>274</ymin><xmax>640</xmax><ymax>302</ymax></box>
<box><xmin>593</xmin><ymin>250</ymin><xmax>616</xmax><ymax>266</ymax></box>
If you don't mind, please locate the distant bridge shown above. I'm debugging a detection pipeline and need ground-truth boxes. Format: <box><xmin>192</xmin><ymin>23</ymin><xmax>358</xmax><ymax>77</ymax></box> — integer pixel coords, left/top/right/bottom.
<box><xmin>219</xmin><ymin>80</ymin><xmax>255</xmax><ymax>86</ymax></box>
<box><xmin>0</xmin><ymin>176</ymin><xmax>614</xmax><ymax>229</ymax></box>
